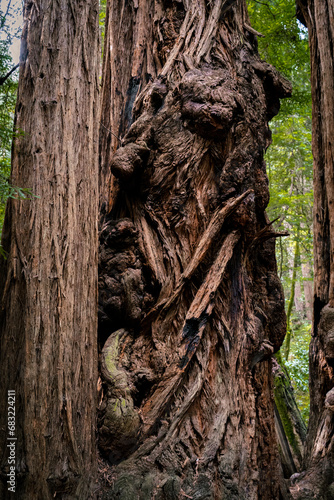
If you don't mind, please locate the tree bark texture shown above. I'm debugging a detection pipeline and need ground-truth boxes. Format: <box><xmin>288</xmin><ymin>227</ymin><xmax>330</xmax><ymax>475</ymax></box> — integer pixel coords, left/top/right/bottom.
<box><xmin>273</xmin><ymin>359</ymin><xmax>307</xmax><ymax>479</ymax></box>
<box><xmin>0</xmin><ymin>1</ymin><xmax>99</xmax><ymax>498</ymax></box>
<box><xmin>98</xmin><ymin>1</ymin><xmax>292</xmax><ymax>498</ymax></box>
<box><xmin>292</xmin><ymin>1</ymin><xmax>334</xmax><ymax>498</ymax></box>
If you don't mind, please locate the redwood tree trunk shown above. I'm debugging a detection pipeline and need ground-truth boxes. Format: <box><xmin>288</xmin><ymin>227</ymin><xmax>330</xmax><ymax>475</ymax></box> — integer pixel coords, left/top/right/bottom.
<box><xmin>290</xmin><ymin>1</ymin><xmax>334</xmax><ymax>498</ymax></box>
<box><xmin>98</xmin><ymin>1</ymin><xmax>291</xmax><ymax>498</ymax></box>
<box><xmin>0</xmin><ymin>1</ymin><xmax>99</xmax><ymax>498</ymax></box>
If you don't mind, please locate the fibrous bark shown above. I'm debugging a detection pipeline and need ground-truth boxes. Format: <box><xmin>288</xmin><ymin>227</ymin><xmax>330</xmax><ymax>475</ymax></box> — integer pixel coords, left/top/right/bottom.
<box><xmin>98</xmin><ymin>1</ymin><xmax>291</xmax><ymax>498</ymax></box>
<box><xmin>273</xmin><ymin>359</ymin><xmax>307</xmax><ymax>479</ymax></box>
<box><xmin>290</xmin><ymin>1</ymin><xmax>334</xmax><ymax>498</ymax></box>
<box><xmin>284</xmin><ymin>235</ymin><xmax>300</xmax><ymax>360</ymax></box>
<box><xmin>0</xmin><ymin>1</ymin><xmax>99</xmax><ymax>498</ymax></box>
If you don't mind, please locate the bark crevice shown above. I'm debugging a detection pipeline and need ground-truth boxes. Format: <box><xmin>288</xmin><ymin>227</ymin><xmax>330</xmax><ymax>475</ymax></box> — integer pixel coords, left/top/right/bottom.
<box><xmin>98</xmin><ymin>1</ymin><xmax>292</xmax><ymax>498</ymax></box>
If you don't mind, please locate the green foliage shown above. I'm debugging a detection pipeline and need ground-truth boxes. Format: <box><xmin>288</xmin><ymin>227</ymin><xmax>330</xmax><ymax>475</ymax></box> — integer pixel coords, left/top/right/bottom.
<box><xmin>273</xmin><ymin>366</ymin><xmax>306</xmax><ymax>456</ymax></box>
<box><xmin>99</xmin><ymin>0</ymin><xmax>107</xmax><ymax>56</ymax></box>
<box><xmin>0</xmin><ymin>4</ymin><xmax>36</xmax><ymax>257</ymax></box>
<box><xmin>0</xmin><ymin>8</ymin><xmax>18</xmax><ymax>249</ymax></box>
<box><xmin>247</xmin><ymin>0</ymin><xmax>311</xmax><ymax>115</ymax></box>
<box><xmin>267</xmin><ymin>115</ymin><xmax>313</xmax><ymax>233</ymax></box>
<box><xmin>285</xmin><ymin>321</ymin><xmax>311</xmax><ymax>422</ymax></box>
<box><xmin>247</xmin><ymin>0</ymin><xmax>312</xmax><ymax>424</ymax></box>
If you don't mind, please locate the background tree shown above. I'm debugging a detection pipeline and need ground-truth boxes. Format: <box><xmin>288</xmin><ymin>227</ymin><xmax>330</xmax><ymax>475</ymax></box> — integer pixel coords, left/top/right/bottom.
<box><xmin>288</xmin><ymin>1</ymin><xmax>334</xmax><ymax>498</ymax></box>
<box><xmin>0</xmin><ymin>4</ymin><xmax>21</xmax><ymax>257</ymax></box>
<box><xmin>248</xmin><ymin>0</ymin><xmax>313</xmax><ymax>423</ymax></box>
<box><xmin>0</xmin><ymin>0</ymin><xmax>100</xmax><ymax>498</ymax></box>
<box><xmin>97</xmin><ymin>1</ymin><xmax>292</xmax><ymax>498</ymax></box>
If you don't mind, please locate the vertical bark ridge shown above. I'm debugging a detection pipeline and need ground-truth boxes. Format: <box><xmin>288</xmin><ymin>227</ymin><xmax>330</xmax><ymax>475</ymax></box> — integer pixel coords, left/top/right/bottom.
<box><xmin>0</xmin><ymin>1</ymin><xmax>99</xmax><ymax>498</ymax></box>
<box><xmin>291</xmin><ymin>1</ymin><xmax>334</xmax><ymax>498</ymax></box>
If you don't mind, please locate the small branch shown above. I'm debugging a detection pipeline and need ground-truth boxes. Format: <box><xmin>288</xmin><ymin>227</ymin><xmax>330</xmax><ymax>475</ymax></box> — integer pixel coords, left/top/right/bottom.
<box><xmin>245</xmin><ymin>221</ymin><xmax>289</xmax><ymax>263</ymax></box>
<box><xmin>244</xmin><ymin>23</ymin><xmax>265</xmax><ymax>38</ymax></box>
<box><xmin>251</xmin><ymin>217</ymin><xmax>288</xmax><ymax>242</ymax></box>
<box><xmin>0</xmin><ymin>63</ymin><xmax>19</xmax><ymax>86</ymax></box>
<box><xmin>100</xmin><ymin>122</ymin><xmax>122</xmax><ymax>143</ymax></box>
<box><xmin>253</xmin><ymin>0</ymin><xmax>276</xmax><ymax>18</ymax></box>
<box><xmin>2</xmin><ymin>0</ymin><xmax>12</xmax><ymax>28</ymax></box>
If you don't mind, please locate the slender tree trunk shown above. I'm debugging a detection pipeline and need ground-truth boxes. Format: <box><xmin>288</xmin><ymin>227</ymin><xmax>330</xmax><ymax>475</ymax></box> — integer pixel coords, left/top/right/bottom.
<box><xmin>301</xmin><ymin>259</ymin><xmax>313</xmax><ymax>323</ymax></box>
<box><xmin>291</xmin><ymin>1</ymin><xmax>334</xmax><ymax>498</ymax></box>
<box><xmin>273</xmin><ymin>359</ymin><xmax>307</xmax><ymax>479</ymax></box>
<box><xmin>285</xmin><ymin>234</ymin><xmax>300</xmax><ymax>360</ymax></box>
<box><xmin>294</xmin><ymin>280</ymin><xmax>304</xmax><ymax>314</ymax></box>
<box><xmin>98</xmin><ymin>1</ymin><xmax>292</xmax><ymax>498</ymax></box>
<box><xmin>0</xmin><ymin>1</ymin><xmax>99</xmax><ymax>498</ymax></box>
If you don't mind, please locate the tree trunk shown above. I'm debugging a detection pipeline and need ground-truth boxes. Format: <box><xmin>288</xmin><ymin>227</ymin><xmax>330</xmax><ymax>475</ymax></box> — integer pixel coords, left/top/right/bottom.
<box><xmin>301</xmin><ymin>259</ymin><xmax>313</xmax><ymax>323</ymax></box>
<box><xmin>291</xmin><ymin>1</ymin><xmax>334</xmax><ymax>498</ymax></box>
<box><xmin>0</xmin><ymin>1</ymin><xmax>99</xmax><ymax>498</ymax></box>
<box><xmin>273</xmin><ymin>359</ymin><xmax>307</xmax><ymax>479</ymax></box>
<box><xmin>284</xmin><ymin>234</ymin><xmax>300</xmax><ymax>360</ymax></box>
<box><xmin>98</xmin><ymin>1</ymin><xmax>292</xmax><ymax>498</ymax></box>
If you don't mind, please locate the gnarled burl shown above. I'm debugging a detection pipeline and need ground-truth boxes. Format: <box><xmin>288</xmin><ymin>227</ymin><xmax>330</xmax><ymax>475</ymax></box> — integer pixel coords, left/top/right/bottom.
<box><xmin>98</xmin><ymin>1</ymin><xmax>291</xmax><ymax>498</ymax></box>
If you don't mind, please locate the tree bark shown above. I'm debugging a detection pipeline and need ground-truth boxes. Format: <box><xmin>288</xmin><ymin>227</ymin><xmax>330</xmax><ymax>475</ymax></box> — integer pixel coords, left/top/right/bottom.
<box><xmin>98</xmin><ymin>1</ymin><xmax>292</xmax><ymax>498</ymax></box>
<box><xmin>301</xmin><ymin>259</ymin><xmax>313</xmax><ymax>323</ymax></box>
<box><xmin>284</xmin><ymin>234</ymin><xmax>300</xmax><ymax>360</ymax></box>
<box><xmin>273</xmin><ymin>359</ymin><xmax>307</xmax><ymax>479</ymax></box>
<box><xmin>0</xmin><ymin>1</ymin><xmax>99</xmax><ymax>498</ymax></box>
<box><xmin>291</xmin><ymin>1</ymin><xmax>334</xmax><ymax>498</ymax></box>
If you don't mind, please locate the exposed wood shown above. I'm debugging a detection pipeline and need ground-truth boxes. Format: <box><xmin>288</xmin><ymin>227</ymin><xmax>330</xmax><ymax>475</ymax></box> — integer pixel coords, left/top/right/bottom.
<box><xmin>149</xmin><ymin>190</ymin><xmax>253</xmax><ymax>316</ymax></box>
<box><xmin>98</xmin><ymin>0</ymin><xmax>292</xmax><ymax>498</ymax></box>
<box><xmin>140</xmin><ymin>230</ymin><xmax>240</xmax><ymax>437</ymax></box>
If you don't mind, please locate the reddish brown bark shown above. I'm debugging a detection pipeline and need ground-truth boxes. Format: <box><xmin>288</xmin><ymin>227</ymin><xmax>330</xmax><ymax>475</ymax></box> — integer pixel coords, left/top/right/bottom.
<box><xmin>98</xmin><ymin>1</ymin><xmax>292</xmax><ymax>498</ymax></box>
<box><xmin>0</xmin><ymin>1</ymin><xmax>100</xmax><ymax>498</ymax></box>
<box><xmin>290</xmin><ymin>1</ymin><xmax>334</xmax><ymax>498</ymax></box>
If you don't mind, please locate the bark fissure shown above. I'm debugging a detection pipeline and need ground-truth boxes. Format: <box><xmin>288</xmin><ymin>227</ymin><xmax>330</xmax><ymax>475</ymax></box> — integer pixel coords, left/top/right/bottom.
<box><xmin>0</xmin><ymin>1</ymin><xmax>100</xmax><ymax>498</ymax></box>
<box><xmin>291</xmin><ymin>1</ymin><xmax>334</xmax><ymax>498</ymax></box>
<box><xmin>98</xmin><ymin>1</ymin><xmax>291</xmax><ymax>498</ymax></box>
